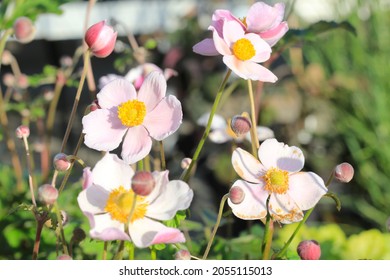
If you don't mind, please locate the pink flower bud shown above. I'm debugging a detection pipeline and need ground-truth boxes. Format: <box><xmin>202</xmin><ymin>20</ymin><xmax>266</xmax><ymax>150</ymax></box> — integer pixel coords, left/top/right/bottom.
<box><xmin>57</xmin><ymin>254</ymin><xmax>72</xmax><ymax>260</ymax></box>
<box><xmin>13</xmin><ymin>17</ymin><xmax>36</xmax><ymax>44</ymax></box>
<box><xmin>85</xmin><ymin>20</ymin><xmax>117</xmax><ymax>58</ymax></box>
<box><xmin>89</xmin><ymin>99</ymin><xmax>100</xmax><ymax>112</ymax></box>
<box><xmin>297</xmin><ymin>240</ymin><xmax>321</xmax><ymax>260</ymax></box>
<box><xmin>180</xmin><ymin>157</ymin><xmax>192</xmax><ymax>169</ymax></box>
<box><xmin>3</xmin><ymin>73</ymin><xmax>15</xmax><ymax>87</ymax></box>
<box><xmin>131</xmin><ymin>171</ymin><xmax>155</xmax><ymax>196</ymax></box>
<box><xmin>17</xmin><ymin>74</ymin><xmax>29</xmax><ymax>89</ymax></box>
<box><xmin>334</xmin><ymin>162</ymin><xmax>354</xmax><ymax>183</ymax></box>
<box><xmin>38</xmin><ymin>184</ymin><xmax>58</xmax><ymax>205</ymax></box>
<box><xmin>230</xmin><ymin>115</ymin><xmax>252</xmax><ymax>136</ymax></box>
<box><xmin>53</xmin><ymin>153</ymin><xmax>71</xmax><ymax>172</ymax></box>
<box><xmin>15</xmin><ymin>125</ymin><xmax>30</xmax><ymax>139</ymax></box>
<box><xmin>229</xmin><ymin>186</ymin><xmax>245</xmax><ymax>204</ymax></box>
<box><xmin>174</xmin><ymin>249</ymin><xmax>191</xmax><ymax>260</ymax></box>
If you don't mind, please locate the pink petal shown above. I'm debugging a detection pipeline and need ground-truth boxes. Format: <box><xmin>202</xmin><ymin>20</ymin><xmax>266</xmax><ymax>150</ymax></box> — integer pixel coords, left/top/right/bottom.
<box><xmin>143</xmin><ymin>95</ymin><xmax>182</xmax><ymax>141</ymax></box>
<box><xmin>82</xmin><ymin>167</ymin><xmax>93</xmax><ymax>190</ymax></box>
<box><xmin>231</xmin><ymin>148</ymin><xmax>265</xmax><ymax>183</ymax></box>
<box><xmin>82</xmin><ymin>108</ymin><xmax>127</xmax><ymax>151</ymax></box>
<box><xmin>91</xmin><ymin>153</ymin><xmax>134</xmax><ymax>192</ymax></box>
<box><xmin>121</xmin><ymin>126</ymin><xmax>152</xmax><ymax>164</ymax></box>
<box><xmin>77</xmin><ymin>184</ymin><xmax>109</xmax><ymax>214</ymax></box>
<box><xmin>97</xmin><ymin>78</ymin><xmax>136</xmax><ymax>109</ymax></box>
<box><xmin>288</xmin><ymin>172</ymin><xmax>327</xmax><ymax>210</ymax></box>
<box><xmin>227</xmin><ymin>180</ymin><xmax>268</xmax><ymax>220</ymax></box>
<box><xmin>246</xmin><ymin>2</ymin><xmax>285</xmax><ymax>33</ymax></box>
<box><xmin>258</xmin><ymin>138</ymin><xmax>304</xmax><ymax>172</ymax></box>
<box><xmin>146</xmin><ymin>179</ymin><xmax>193</xmax><ymax>220</ymax></box>
<box><xmin>222</xmin><ymin>56</ymin><xmax>278</xmax><ymax>82</ymax></box>
<box><xmin>260</xmin><ymin>22</ymin><xmax>289</xmax><ymax>47</ymax></box>
<box><xmin>193</xmin><ymin>38</ymin><xmax>219</xmax><ymax>56</ymax></box>
<box><xmin>129</xmin><ymin>218</ymin><xmax>185</xmax><ymax>248</ymax></box>
<box><xmin>83</xmin><ymin>212</ymin><xmax>130</xmax><ymax>241</ymax></box>
<box><xmin>268</xmin><ymin>194</ymin><xmax>304</xmax><ymax>224</ymax></box>
<box><xmin>222</xmin><ymin>20</ymin><xmax>246</xmax><ymax>46</ymax></box>
<box><xmin>212</xmin><ymin>9</ymin><xmax>243</xmax><ymax>37</ymax></box>
<box><xmin>212</xmin><ymin>27</ymin><xmax>231</xmax><ymax>55</ymax></box>
<box><xmin>137</xmin><ymin>71</ymin><xmax>167</xmax><ymax>112</ymax></box>
<box><xmin>244</xmin><ymin>33</ymin><xmax>272</xmax><ymax>63</ymax></box>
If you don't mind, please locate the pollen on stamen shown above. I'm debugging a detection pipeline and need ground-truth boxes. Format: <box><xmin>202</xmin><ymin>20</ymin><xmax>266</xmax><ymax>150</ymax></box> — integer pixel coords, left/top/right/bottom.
<box><xmin>117</xmin><ymin>99</ymin><xmax>146</xmax><ymax>127</ymax></box>
<box><xmin>263</xmin><ymin>167</ymin><xmax>289</xmax><ymax>194</ymax></box>
<box><xmin>232</xmin><ymin>38</ymin><xmax>256</xmax><ymax>61</ymax></box>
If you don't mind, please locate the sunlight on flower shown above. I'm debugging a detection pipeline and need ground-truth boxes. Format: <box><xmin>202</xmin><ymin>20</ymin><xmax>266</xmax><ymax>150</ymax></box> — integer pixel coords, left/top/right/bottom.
<box><xmin>228</xmin><ymin>138</ymin><xmax>327</xmax><ymax>224</ymax></box>
<box><xmin>77</xmin><ymin>153</ymin><xmax>193</xmax><ymax>248</ymax></box>
<box><xmin>82</xmin><ymin>71</ymin><xmax>183</xmax><ymax>164</ymax></box>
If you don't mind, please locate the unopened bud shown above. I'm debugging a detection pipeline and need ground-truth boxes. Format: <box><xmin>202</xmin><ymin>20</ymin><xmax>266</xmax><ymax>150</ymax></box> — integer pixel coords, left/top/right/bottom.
<box><xmin>3</xmin><ymin>73</ymin><xmax>15</xmax><ymax>87</ymax></box>
<box><xmin>53</xmin><ymin>153</ymin><xmax>71</xmax><ymax>172</ymax></box>
<box><xmin>13</xmin><ymin>17</ymin><xmax>36</xmax><ymax>44</ymax></box>
<box><xmin>229</xmin><ymin>186</ymin><xmax>245</xmax><ymax>204</ymax></box>
<box><xmin>17</xmin><ymin>74</ymin><xmax>29</xmax><ymax>89</ymax></box>
<box><xmin>38</xmin><ymin>184</ymin><xmax>58</xmax><ymax>205</ymax></box>
<box><xmin>297</xmin><ymin>240</ymin><xmax>321</xmax><ymax>260</ymax></box>
<box><xmin>180</xmin><ymin>158</ymin><xmax>192</xmax><ymax>169</ymax></box>
<box><xmin>89</xmin><ymin>99</ymin><xmax>100</xmax><ymax>112</ymax></box>
<box><xmin>57</xmin><ymin>254</ymin><xmax>72</xmax><ymax>260</ymax></box>
<box><xmin>85</xmin><ymin>20</ymin><xmax>117</xmax><ymax>58</ymax></box>
<box><xmin>1</xmin><ymin>50</ymin><xmax>13</xmax><ymax>65</ymax></box>
<box><xmin>15</xmin><ymin>125</ymin><xmax>30</xmax><ymax>139</ymax></box>
<box><xmin>174</xmin><ymin>249</ymin><xmax>191</xmax><ymax>260</ymax></box>
<box><xmin>334</xmin><ymin>162</ymin><xmax>354</xmax><ymax>183</ymax></box>
<box><xmin>131</xmin><ymin>171</ymin><xmax>155</xmax><ymax>196</ymax></box>
<box><xmin>230</xmin><ymin>115</ymin><xmax>251</xmax><ymax>136</ymax></box>
<box><xmin>71</xmin><ymin>227</ymin><xmax>86</xmax><ymax>244</ymax></box>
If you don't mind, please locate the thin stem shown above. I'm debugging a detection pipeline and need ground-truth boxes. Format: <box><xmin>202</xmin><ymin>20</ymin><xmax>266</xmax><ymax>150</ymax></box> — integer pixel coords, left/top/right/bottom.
<box><xmin>202</xmin><ymin>193</ymin><xmax>229</xmax><ymax>260</ymax></box>
<box><xmin>181</xmin><ymin>70</ymin><xmax>232</xmax><ymax>182</ymax></box>
<box><xmin>114</xmin><ymin>240</ymin><xmax>125</xmax><ymax>260</ymax></box>
<box><xmin>128</xmin><ymin>242</ymin><xmax>135</xmax><ymax>260</ymax></box>
<box><xmin>0</xmin><ymin>28</ymin><xmax>14</xmax><ymax>73</ymax></box>
<box><xmin>102</xmin><ymin>241</ymin><xmax>109</xmax><ymax>260</ymax></box>
<box><xmin>32</xmin><ymin>216</ymin><xmax>46</xmax><ymax>260</ymax></box>
<box><xmin>22</xmin><ymin>135</ymin><xmax>37</xmax><ymax>207</ymax></box>
<box><xmin>60</xmin><ymin>50</ymin><xmax>90</xmax><ymax>153</ymax></box>
<box><xmin>54</xmin><ymin>202</ymin><xmax>69</xmax><ymax>255</ymax></box>
<box><xmin>159</xmin><ymin>141</ymin><xmax>166</xmax><ymax>170</ymax></box>
<box><xmin>150</xmin><ymin>247</ymin><xmax>157</xmax><ymax>260</ymax></box>
<box><xmin>254</xmin><ymin>81</ymin><xmax>264</xmax><ymax>125</ymax></box>
<box><xmin>247</xmin><ymin>79</ymin><xmax>259</xmax><ymax>155</ymax></box>
<box><xmin>84</xmin><ymin>0</ymin><xmax>97</xmax><ymax>98</ymax></box>
<box><xmin>261</xmin><ymin>195</ymin><xmax>273</xmax><ymax>260</ymax></box>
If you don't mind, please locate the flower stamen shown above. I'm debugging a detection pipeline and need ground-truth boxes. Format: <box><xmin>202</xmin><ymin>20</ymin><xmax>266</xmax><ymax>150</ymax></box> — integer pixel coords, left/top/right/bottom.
<box><xmin>232</xmin><ymin>38</ymin><xmax>255</xmax><ymax>61</ymax></box>
<box><xmin>117</xmin><ymin>99</ymin><xmax>146</xmax><ymax>127</ymax></box>
<box><xmin>262</xmin><ymin>167</ymin><xmax>289</xmax><ymax>194</ymax></box>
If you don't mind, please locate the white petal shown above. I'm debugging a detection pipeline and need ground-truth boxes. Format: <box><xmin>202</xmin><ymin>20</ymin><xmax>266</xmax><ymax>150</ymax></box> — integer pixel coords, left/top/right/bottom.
<box><xmin>121</xmin><ymin>126</ymin><xmax>152</xmax><ymax>164</ymax></box>
<box><xmin>77</xmin><ymin>184</ymin><xmax>109</xmax><ymax>214</ymax></box>
<box><xmin>227</xmin><ymin>180</ymin><xmax>268</xmax><ymax>220</ymax></box>
<box><xmin>83</xmin><ymin>212</ymin><xmax>130</xmax><ymax>241</ymax></box>
<box><xmin>137</xmin><ymin>71</ymin><xmax>166</xmax><ymax>112</ymax></box>
<box><xmin>258</xmin><ymin>138</ymin><xmax>304</xmax><ymax>172</ymax></box>
<box><xmin>97</xmin><ymin>78</ymin><xmax>136</xmax><ymax>109</ymax></box>
<box><xmin>197</xmin><ymin>112</ymin><xmax>227</xmax><ymax>130</ymax></box>
<box><xmin>232</xmin><ymin>148</ymin><xmax>265</xmax><ymax>183</ymax></box>
<box><xmin>209</xmin><ymin>129</ymin><xmax>232</xmax><ymax>143</ymax></box>
<box><xmin>288</xmin><ymin>172</ymin><xmax>327</xmax><ymax>210</ymax></box>
<box><xmin>269</xmin><ymin>194</ymin><xmax>304</xmax><ymax>224</ymax></box>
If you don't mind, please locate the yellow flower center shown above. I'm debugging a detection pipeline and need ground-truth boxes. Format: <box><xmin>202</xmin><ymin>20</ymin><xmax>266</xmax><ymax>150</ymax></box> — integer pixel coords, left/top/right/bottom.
<box><xmin>263</xmin><ymin>167</ymin><xmax>289</xmax><ymax>194</ymax></box>
<box><xmin>104</xmin><ymin>186</ymin><xmax>148</xmax><ymax>224</ymax></box>
<box><xmin>232</xmin><ymin>38</ymin><xmax>255</xmax><ymax>61</ymax></box>
<box><xmin>117</xmin><ymin>100</ymin><xmax>146</xmax><ymax>127</ymax></box>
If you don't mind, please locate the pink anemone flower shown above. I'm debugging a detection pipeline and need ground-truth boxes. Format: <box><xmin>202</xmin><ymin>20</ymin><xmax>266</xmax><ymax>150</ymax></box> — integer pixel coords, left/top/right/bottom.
<box><xmin>228</xmin><ymin>138</ymin><xmax>327</xmax><ymax>224</ymax></box>
<box><xmin>82</xmin><ymin>71</ymin><xmax>182</xmax><ymax>164</ymax></box>
<box><xmin>77</xmin><ymin>153</ymin><xmax>193</xmax><ymax>248</ymax></box>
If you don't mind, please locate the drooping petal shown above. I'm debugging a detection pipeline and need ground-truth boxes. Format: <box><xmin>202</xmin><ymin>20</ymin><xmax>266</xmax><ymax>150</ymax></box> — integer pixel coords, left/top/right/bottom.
<box><xmin>83</xmin><ymin>212</ymin><xmax>130</xmax><ymax>241</ymax></box>
<box><xmin>260</xmin><ymin>22</ymin><xmax>289</xmax><ymax>47</ymax></box>
<box><xmin>222</xmin><ymin>20</ymin><xmax>245</xmax><ymax>46</ymax></box>
<box><xmin>232</xmin><ymin>148</ymin><xmax>265</xmax><ymax>183</ymax></box>
<box><xmin>258</xmin><ymin>138</ymin><xmax>304</xmax><ymax>172</ymax></box>
<box><xmin>288</xmin><ymin>172</ymin><xmax>327</xmax><ymax>210</ymax></box>
<box><xmin>227</xmin><ymin>180</ymin><xmax>268</xmax><ymax>220</ymax></box>
<box><xmin>82</xmin><ymin>108</ymin><xmax>127</xmax><ymax>152</ymax></box>
<box><xmin>91</xmin><ymin>153</ymin><xmax>134</xmax><ymax>191</ymax></box>
<box><xmin>246</xmin><ymin>2</ymin><xmax>285</xmax><ymax>33</ymax></box>
<box><xmin>268</xmin><ymin>193</ymin><xmax>304</xmax><ymax>224</ymax></box>
<box><xmin>146</xmin><ymin>179</ymin><xmax>193</xmax><ymax>220</ymax></box>
<box><xmin>243</xmin><ymin>33</ymin><xmax>272</xmax><ymax>63</ymax></box>
<box><xmin>77</xmin><ymin>184</ymin><xmax>109</xmax><ymax>214</ymax></box>
<box><xmin>129</xmin><ymin>218</ymin><xmax>185</xmax><ymax>248</ymax></box>
<box><xmin>97</xmin><ymin>78</ymin><xmax>137</xmax><ymax>109</ymax></box>
<box><xmin>121</xmin><ymin>126</ymin><xmax>152</xmax><ymax>164</ymax></box>
<box><xmin>137</xmin><ymin>71</ymin><xmax>167</xmax><ymax>112</ymax></box>
<box><xmin>193</xmin><ymin>38</ymin><xmax>219</xmax><ymax>56</ymax></box>
<box><xmin>143</xmin><ymin>95</ymin><xmax>182</xmax><ymax>141</ymax></box>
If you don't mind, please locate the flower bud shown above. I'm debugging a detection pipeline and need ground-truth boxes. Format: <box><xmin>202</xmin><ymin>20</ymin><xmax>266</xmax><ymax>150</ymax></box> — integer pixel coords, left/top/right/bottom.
<box><xmin>230</xmin><ymin>115</ymin><xmax>251</xmax><ymax>136</ymax></box>
<box><xmin>229</xmin><ymin>186</ymin><xmax>245</xmax><ymax>204</ymax></box>
<box><xmin>84</xmin><ymin>20</ymin><xmax>117</xmax><ymax>58</ymax></box>
<box><xmin>38</xmin><ymin>184</ymin><xmax>58</xmax><ymax>205</ymax></box>
<box><xmin>180</xmin><ymin>157</ymin><xmax>192</xmax><ymax>169</ymax></box>
<box><xmin>53</xmin><ymin>153</ymin><xmax>71</xmax><ymax>172</ymax></box>
<box><xmin>334</xmin><ymin>162</ymin><xmax>354</xmax><ymax>183</ymax></box>
<box><xmin>174</xmin><ymin>249</ymin><xmax>191</xmax><ymax>260</ymax></box>
<box><xmin>297</xmin><ymin>240</ymin><xmax>321</xmax><ymax>260</ymax></box>
<box><xmin>17</xmin><ymin>74</ymin><xmax>29</xmax><ymax>89</ymax></box>
<box><xmin>71</xmin><ymin>227</ymin><xmax>86</xmax><ymax>244</ymax></box>
<box><xmin>89</xmin><ymin>99</ymin><xmax>100</xmax><ymax>112</ymax></box>
<box><xmin>15</xmin><ymin>125</ymin><xmax>30</xmax><ymax>139</ymax></box>
<box><xmin>57</xmin><ymin>254</ymin><xmax>72</xmax><ymax>260</ymax></box>
<box><xmin>13</xmin><ymin>17</ymin><xmax>36</xmax><ymax>44</ymax></box>
<box><xmin>131</xmin><ymin>171</ymin><xmax>155</xmax><ymax>196</ymax></box>
<box><xmin>3</xmin><ymin>73</ymin><xmax>15</xmax><ymax>87</ymax></box>
<box><xmin>1</xmin><ymin>50</ymin><xmax>13</xmax><ymax>65</ymax></box>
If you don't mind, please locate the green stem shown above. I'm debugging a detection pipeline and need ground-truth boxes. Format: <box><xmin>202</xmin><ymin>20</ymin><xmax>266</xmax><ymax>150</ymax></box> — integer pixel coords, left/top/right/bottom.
<box><xmin>60</xmin><ymin>50</ymin><xmax>90</xmax><ymax>153</ymax></box>
<box><xmin>0</xmin><ymin>28</ymin><xmax>13</xmax><ymax>72</ymax></box>
<box><xmin>273</xmin><ymin>207</ymin><xmax>314</xmax><ymax>259</ymax></box>
<box><xmin>261</xmin><ymin>195</ymin><xmax>273</xmax><ymax>260</ymax></box>
<box><xmin>159</xmin><ymin>141</ymin><xmax>166</xmax><ymax>170</ymax></box>
<box><xmin>102</xmin><ymin>241</ymin><xmax>108</xmax><ymax>260</ymax></box>
<box><xmin>128</xmin><ymin>242</ymin><xmax>135</xmax><ymax>260</ymax></box>
<box><xmin>181</xmin><ymin>70</ymin><xmax>232</xmax><ymax>182</ymax></box>
<box><xmin>114</xmin><ymin>240</ymin><xmax>125</xmax><ymax>260</ymax></box>
<box><xmin>202</xmin><ymin>194</ymin><xmax>229</xmax><ymax>260</ymax></box>
<box><xmin>247</xmin><ymin>79</ymin><xmax>259</xmax><ymax>156</ymax></box>
<box><xmin>150</xmin><ymin>247</ymin><xmax>157</xmax><ymax>260</ymax></box>
<box><xmin>54</xmin><ymin>202</ymin><xmax>69</xmax><ymax>255</ymax></box>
